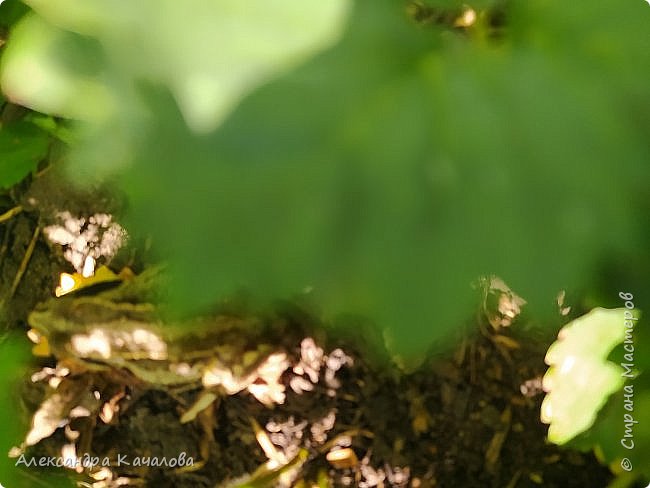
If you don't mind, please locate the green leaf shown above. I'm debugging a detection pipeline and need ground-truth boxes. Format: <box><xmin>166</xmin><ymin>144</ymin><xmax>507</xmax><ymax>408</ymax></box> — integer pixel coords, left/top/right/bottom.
<box><xmin>113</xmin><ymin>0</ymin><xmax>649</xmax><ymax>360</ymax></box>
<box><xmin>0</xmin><ymin>0</ymin><xmax>30</xmax><ymax>30</ymax></box>
<box><xmin>540</xmin><ymin>308</ymin><xmax>636</xmax><ymax>445</ymax></box>
<box><xmin>3</xmin><ymin>0</ymin><xmax>649</xmax><ymax>362</ymax></box>
<box><xmin>0</xmin><ymin>331</ymin><xmax>31</xmax><ymax>468</ymax></box>
<box><xmin>0</xmin><ymin>120</ymin><xmax>49</xmax><ymax>188</ymax></box>
<box><xmin>4</xmin><ymin>0</ymin><xmax>350</xmax><ymax>132</ymax></box>
<box><xmin>561</xmin><ymin>309</ymin><xmax>650</xmax><ymax>477</ymax></box>
<box><xmin>0</xmin><ymin>330</ymin><xmax>75</xmax><ymax>487</ymax></box>
<box><xmin>0</xmin><ymin>13</ymin><xmax>115</xmax><ymax>121</ymax></box>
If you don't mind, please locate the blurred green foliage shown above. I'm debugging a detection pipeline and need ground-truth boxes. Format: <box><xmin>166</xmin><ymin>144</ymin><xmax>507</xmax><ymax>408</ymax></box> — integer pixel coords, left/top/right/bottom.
<box><xmin>0</xmin><ymin>0</ymin><xmax>29</xmax><ymax>29</ymax></box>
<box><xmin>0</xmin><ymin>331</ymin><xmax>29</xmax><ymax>485</ymax></box>
<box><xmin>0</xmin><ymin>331</ymin><xmax>74</xmax><ymax>487</ymax></box>
<box><xmin>0</xmin><ymin>0</ymin><xmax>51</xmax><ymax>189</ymax></box>
<box><xmin>1</xmin><ymin>0</ymin><xmax>349</xmax><ymax>129</ymax></box>
<box><xmin>1</xmin><ymin>0</ymin><xmax>649</xmax><ymax>362</ymax></box>
<box><xmin>0</xmin><ymin>119</ymin><xmax>48</xmax><ymax>188</ymax></box>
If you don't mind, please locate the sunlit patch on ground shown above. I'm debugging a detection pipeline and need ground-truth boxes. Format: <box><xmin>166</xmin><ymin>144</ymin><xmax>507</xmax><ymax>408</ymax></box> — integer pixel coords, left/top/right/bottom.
<box><xmin>44</xmin><ymin>211</ymin><xmax>126</xmax><ymax>276</ymax></box>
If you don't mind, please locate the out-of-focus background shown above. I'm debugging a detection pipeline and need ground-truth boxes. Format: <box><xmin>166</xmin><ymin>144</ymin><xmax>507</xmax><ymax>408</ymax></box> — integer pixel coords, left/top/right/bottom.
<box><xmin>2</xmin><ymin>0</ymin><xmax>649</xmax><ymax>354</ymax></box>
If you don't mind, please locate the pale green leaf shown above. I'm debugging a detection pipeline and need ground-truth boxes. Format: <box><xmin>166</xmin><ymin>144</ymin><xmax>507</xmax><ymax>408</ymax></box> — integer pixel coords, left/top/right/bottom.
<box><xmin>541</xmin><ymin>308</ymin><xmax>637</xmax><ymax>445</ymax></box>
<box><xmin>0</xmin><ymin>13</ymin><xmax>114</xmax><ymax>121</ymax></box>
<box><xmin>15</xmin><ymin>0</ymin><xmax>350</xmax><ymax>132</ymax></box>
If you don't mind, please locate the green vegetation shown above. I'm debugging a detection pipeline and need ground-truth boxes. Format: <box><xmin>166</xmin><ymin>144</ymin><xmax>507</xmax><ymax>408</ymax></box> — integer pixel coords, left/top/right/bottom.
<box><xmin>3</xmin><ymin>0</ymin><xmax>649</xmax><ymax>357</ymax></box>
<box><xmin>541</xmin><ymin>307</ymin><xmax>650</xmax><ymax>479</ymax></box>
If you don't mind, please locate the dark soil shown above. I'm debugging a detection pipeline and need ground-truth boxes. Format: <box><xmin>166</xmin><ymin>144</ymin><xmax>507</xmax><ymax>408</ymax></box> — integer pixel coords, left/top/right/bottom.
<box><xmin>19</xmin><ymin>314</ymin><xmax>614</xmax><ymax>488</ymax></box>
